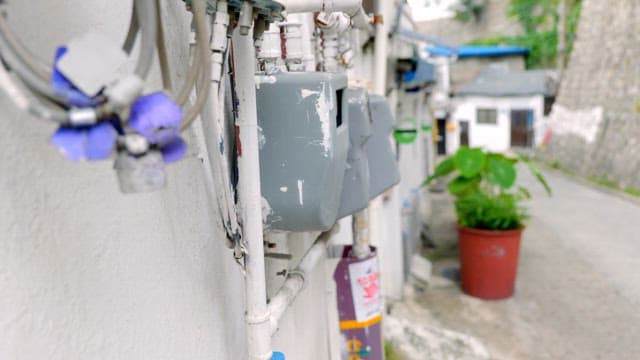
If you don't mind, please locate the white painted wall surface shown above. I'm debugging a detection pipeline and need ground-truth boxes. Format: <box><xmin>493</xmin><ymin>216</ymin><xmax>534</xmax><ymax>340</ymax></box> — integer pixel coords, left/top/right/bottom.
<box><xmin>450</xmin><ymin>95</ymin><xmax>545</xmax><ymax>153</ymax></box>
<box><xmin>0</xmin><ymin>2</ymin><xmax>333</xmax><ymax>359</ymax></box>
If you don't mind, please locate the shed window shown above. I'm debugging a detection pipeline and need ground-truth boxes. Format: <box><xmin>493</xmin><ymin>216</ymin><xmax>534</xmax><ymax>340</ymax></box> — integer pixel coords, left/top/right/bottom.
<box><xmin>477</xmin><ymin>108</ymin><xmax>497</xmax><ymax>125</ymax></box>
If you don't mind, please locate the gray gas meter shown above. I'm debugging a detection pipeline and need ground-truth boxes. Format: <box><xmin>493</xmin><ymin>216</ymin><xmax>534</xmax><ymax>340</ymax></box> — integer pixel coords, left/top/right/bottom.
<box><xmin>256</xmin><ymin>72</ymin><xmax>349</xmax><ymax>231</ymax></box>
<box><xmin>367</xmin><ymin>95</ymin><xmax>401</xmax><ymax>198</ymax></box>
<box><xmin>337</xmin><ymin>88</ymin><xmax>372</xmax><ymax>218</ymax></box>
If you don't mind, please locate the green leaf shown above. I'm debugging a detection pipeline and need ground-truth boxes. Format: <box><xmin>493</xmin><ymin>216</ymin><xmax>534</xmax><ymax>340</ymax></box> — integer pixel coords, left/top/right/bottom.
<box><xmin>454</xmin><ymin>147</ymin><xmax>486</xmax><ymax>178</ymax></box>
<box><xmin>487</xmin><ymin>157</ymin><xmax>517</xmax><ymax>189</ymax></box>
<box><xmin>423</xmin><ymin>157</ymin><xmax>455</xmax><ymax>186</ymax></box>
<box><xmin>454</xmin><ymin>191</ymin><xmax>525</xmax><ymax>230</ymax></box>
<box><xmin>447</xmin><ymin>175</ymin><xmax>481</xmax><ymax>196</ymax></box>
<box><xmin>488</xmin><ymin>152</ymin><xmax>518</xmax><ymax>165</ymax></box>
<box><xmin>517</xmin><ymin>186</ymin><xmax>532</xmax><ymax>200</ymax></box>
<box><xmin>516</xmin><ymin>152</ymin><xmax>552</xmax><ymax>195</ymax></box>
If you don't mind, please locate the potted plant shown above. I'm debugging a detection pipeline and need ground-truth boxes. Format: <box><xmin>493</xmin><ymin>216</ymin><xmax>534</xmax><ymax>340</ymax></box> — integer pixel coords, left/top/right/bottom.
<box><xmin>424</xmin><ymin>146</ymin><xmax>551</xmax><ymax>300</ymax></box>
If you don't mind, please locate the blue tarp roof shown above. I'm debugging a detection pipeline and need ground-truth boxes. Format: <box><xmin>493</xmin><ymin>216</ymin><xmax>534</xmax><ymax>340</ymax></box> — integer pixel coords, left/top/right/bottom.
<box><xmin>427</xmin><ymin>45</ymin><xmax>530</xmax><ymax>58</ymax></box>
<box><xmin>402</xmin><ymin>60</ymin><xmax>436</xmax><ymax>84</ymax></box>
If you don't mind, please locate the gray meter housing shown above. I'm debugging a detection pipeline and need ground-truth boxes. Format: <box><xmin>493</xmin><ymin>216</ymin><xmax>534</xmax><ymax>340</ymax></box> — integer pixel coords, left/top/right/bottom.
<box><xmin>367</xmin><ymin>95</ymin><xmax>401</xmax><ymax>198</ymax></box>
<box><xmin>256</xmin><ymin>72</ymin><xmax>349</xmax><ymax>231</ymax></box>
<box><xmin>337</xmin><ymin>88</ymin><xmax>372</xmax><ymax>218</ymax></box>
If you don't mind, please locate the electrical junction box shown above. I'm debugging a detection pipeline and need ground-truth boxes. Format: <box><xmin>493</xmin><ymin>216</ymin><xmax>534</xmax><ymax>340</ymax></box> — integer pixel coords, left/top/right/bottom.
<box><xmin>367</xmin><ymin>95</ymin><xmax>401</xmax><ymax>198</ymax></box>
<box><xmin>337</xmin><ymin>88</ymin><xmax>372</xmax><ymax>219</ymax></box>
<box><xmin>256</xmin><ymin>72</ymin><xmax>349</xmax><ymax>232</ymax></box>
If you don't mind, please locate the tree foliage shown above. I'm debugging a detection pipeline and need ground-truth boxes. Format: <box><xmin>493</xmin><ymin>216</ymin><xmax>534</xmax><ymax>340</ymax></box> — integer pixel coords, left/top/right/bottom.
<box><xmin>466</xmin><ymin>0</ymin><xmax>582</xmax><ymax>68</ymax></box>
<box><xmin>508</xmin><ymin>0</ymin><xmax>559</xmax><ymax>33</ymax></box>
<box><xmin>454</xmin><ymin>0</ymin><xmax>486</xmax><ymax>23</ymax></box>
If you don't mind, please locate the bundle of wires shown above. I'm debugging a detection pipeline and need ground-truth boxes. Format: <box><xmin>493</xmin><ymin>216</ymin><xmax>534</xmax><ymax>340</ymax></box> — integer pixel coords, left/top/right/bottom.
<box><xmin>0</xmin><ymin>0</ymin><xmax>211</xmax><ymax>133</ymax></box>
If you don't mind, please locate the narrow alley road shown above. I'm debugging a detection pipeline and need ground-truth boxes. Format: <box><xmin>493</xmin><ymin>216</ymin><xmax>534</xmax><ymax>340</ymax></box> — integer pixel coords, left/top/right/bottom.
<box><xmin>388</xmin><ymin>167</ymin><xmax>640</xmax><ymax>360</ymax></box>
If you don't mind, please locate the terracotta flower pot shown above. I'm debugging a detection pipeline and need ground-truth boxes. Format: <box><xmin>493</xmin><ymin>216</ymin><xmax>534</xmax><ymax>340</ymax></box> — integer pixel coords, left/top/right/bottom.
<box><xmin>458</xmin><ymin>226</ymin><xmax>524</xmax><ymax>300</ymax></box>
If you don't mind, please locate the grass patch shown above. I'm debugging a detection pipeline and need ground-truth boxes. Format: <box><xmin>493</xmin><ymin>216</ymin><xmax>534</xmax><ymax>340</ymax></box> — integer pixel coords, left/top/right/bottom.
<box><xmin>385</xmin><ymin>341</ymin><xmax>403</xmax><ymax>360</ymax></box>
<box><xmin>624</xmin><ymin>187</ymin><xmax>640</xmax><ymax>197</ymax></box>
<box><xmin>548</xmin><ymin>160</ymin><xmax>561</xmax><ymax>169</ymax></box>
<box><xmin>425</xmin><ymin>247</ymin><xmax>458</xmax><ymax>262</ymax></box>
<box><xmin>539</xmin><ymin>157</ymin><xmax>640</xmax><ymax>199</ymax></box>
<box><xmin>587</xmin><ymin>177</ymin><xmax>640</xmax><ymax>198</ymax></box>
<box><xmin>539</xmin><ymin>158</ymin><xmax>575</xmax><ymax>177</ymax></box>
<box><xmin>587</xmin><ymin>176</ymin><xmax>620</xmax><ymax>190</ymax></box>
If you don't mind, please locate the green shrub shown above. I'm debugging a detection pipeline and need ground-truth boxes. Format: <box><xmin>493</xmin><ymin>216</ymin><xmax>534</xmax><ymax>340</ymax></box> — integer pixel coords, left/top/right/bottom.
<box><xmin>424</xmin><ymin>147</ymin><xmax>551</xmax><ymax>230</ymax></box>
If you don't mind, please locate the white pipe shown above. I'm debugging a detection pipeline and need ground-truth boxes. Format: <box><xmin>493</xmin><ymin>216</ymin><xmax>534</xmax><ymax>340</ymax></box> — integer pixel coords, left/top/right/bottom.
<box><xmin>351</xmin><ymin>209</ymin><xmax>371</xmax><ymax>258</ymax></box>
<box><xmin>198</xmin><ymin>2</ymin><xmax>240</xmax><ymax>247</ymax></box>
<box><xmin>288</xmin><ymin>13</ymin><xmax>316</xmax><ymax>71</ymax></box>
<box><xmin>367</xmin><ymin>0</ymin><xmax>391</xmax><ymax>261</ymax></box>
<box><xmin>316</xmin><ymin>13</ymin><xmax>345</xmax><ymax>72</ymax></box>
<box><xmin>268</xmin><ymin>226</ymin><xmax>338</xmax><ymax>335</ymax></box>
<box><xmin>282</xmin><ymin>0</ymin><xmax>372</xmax><ymax>32</ymax></box>
<box><xmin>282</xmin><ymin>0</ymin><xmax>361</xmax><ymax>13</ymax></box>
<box><xmin>349</xmin><ymin>7</ymin><xmax>373</xmax><ymax>32</ymax></box>
<box><xmin>372</xmin><ymin>0</ymin><xmax>388</xmax><ymax>96</ymax></box>
<box><xmin>234</xmin><ymin>29</ymin><xmax>271</xmax><ymax>360</ymax></box>
<box><xmin>194</xmin><ymin>75</ymin><xmax>235</xmax><ymax>246</ymax></box>
<box><xmin>287</xmin><ymin>13</ymin><xmax>316</xmax><ymax>71</ymax></box>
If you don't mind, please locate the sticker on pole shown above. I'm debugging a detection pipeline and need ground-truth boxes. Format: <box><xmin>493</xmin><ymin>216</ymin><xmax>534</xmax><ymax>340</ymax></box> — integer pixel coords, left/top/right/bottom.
<box><xmin>348</xmin><ymin>256</ymin><xmax>383</xmax><ymax>322</ymax></box>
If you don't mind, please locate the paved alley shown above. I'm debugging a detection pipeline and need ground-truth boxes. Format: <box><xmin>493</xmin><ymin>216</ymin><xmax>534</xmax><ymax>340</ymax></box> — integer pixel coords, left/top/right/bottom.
<box><xmin>388</xmin><ymin>167</ymin><xmax>640</xmax><ymax>360</ymax></box>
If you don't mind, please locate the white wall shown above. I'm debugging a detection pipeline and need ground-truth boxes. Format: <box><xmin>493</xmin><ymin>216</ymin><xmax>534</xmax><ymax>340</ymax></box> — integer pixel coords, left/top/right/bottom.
<box><xmin>0</xmin><ymin>2</ymin><xmax>334</xmax><ymax>359</ymax></box>
<box><xmin>449</xmin><ymin>95</ymin><xmax>545</xmax><ymax>153</ymax></box>
<box><xmin>0</xmin><ymin>3</ymin><xmax>250</xmax><ymax>359</ymax></box>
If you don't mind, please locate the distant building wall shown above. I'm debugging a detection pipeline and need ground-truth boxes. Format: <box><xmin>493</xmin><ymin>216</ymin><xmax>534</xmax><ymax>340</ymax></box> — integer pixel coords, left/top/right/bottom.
<box><xmin>539</xmin><ymin>0</ymin><xmax>640</xmax><ymax>189</ymax></box>
<box><xmin>416</xmin><ymin>0</ymin><xmax>522</xmax><ymax>46</ymax></box>
<box><xmin>451</xmin><ymin>95</ymin><xmax>545</xmax><ymax>153</ymax></box>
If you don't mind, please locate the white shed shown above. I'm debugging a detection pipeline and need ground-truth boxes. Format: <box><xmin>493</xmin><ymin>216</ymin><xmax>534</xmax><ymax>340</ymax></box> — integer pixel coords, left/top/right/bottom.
<box><xmin>448</xmin><ymin>67</ymin><xmax>557</xmax><ymax>154</ymax></box>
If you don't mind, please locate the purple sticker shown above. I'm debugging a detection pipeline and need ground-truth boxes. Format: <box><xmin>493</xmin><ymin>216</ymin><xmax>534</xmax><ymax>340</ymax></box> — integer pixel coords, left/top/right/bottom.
<box><xmin>161</xmin><ymin>137</ymin><xmax>186</xmax><ymax>164</ymax></box>
<box><xmin>129</xmin><ymin>92</ymin><xmax>182</xmax><ymax>146</ymax></box>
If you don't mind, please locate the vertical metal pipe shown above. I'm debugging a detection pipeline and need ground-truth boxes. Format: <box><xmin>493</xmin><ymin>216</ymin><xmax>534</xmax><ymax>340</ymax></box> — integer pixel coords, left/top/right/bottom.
<box><xmin>372</xmin><ymin>1</ymin><xmax>388</xmax><ymax>97</ymax></box>
<box><xmin>364</xmin><ymin>0</ymin><xmax>391</xmax><ymax>258</ymax></box>
<box><xmin>351</xmin><ymin>209</ymin><xmax>371</xmax><ymax>258</ymax></box>
<box><xmin>234</xmin><ymin>26</ymin><xmax>272</xmax><ymax>360</ymax></box>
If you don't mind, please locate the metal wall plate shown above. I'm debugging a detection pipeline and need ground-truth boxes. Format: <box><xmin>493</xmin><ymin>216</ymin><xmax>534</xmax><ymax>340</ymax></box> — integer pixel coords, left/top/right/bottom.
<box><xmin>367</xmin><ymin>95</ymin><xmax>401</xmax><ymax>198</ymax></box>
<box><xmin>337</xmin><ymin>87</ymin><xmax>372</xmax><ymax>218</ymax></box>
<box><xmin>257</xmin><ymin>72</ymin><xmax>349</xmax><ymax>231</ymax></box>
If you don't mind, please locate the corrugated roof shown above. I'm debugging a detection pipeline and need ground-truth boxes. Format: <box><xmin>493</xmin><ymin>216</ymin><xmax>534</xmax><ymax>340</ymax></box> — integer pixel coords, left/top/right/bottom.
<box><xmin>427</xmin><ymin>45</ymin><xmax>530</xmax><ymax>58</ymax></box>
<box><xmin>456</xmin><ymin>67</ymin><xmax>557</xmax><ymax>97</ymax></box>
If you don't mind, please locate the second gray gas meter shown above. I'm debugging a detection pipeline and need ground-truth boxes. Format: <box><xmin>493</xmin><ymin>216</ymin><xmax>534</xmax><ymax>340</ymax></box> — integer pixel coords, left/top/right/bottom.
<box><xmin>367</xmin><ymin>95</ymin><xmax>401</xmax><ymax>198</ymax></box>
<box><xmin>337</xmin><ymin>88</ymin><xmax>372</xmax><ymax>218</ymax></box>
<box><xmin>256</xmin><ymin>72</ymin><xmax>349</xmax><ymax>232</ymax></box>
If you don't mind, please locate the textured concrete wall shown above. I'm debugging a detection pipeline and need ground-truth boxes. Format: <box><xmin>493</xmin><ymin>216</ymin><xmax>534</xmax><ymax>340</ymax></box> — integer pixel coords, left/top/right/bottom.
<box><xmin>539</xmin><ymin>0</ymin><xmax>640</xmax><ymax>188</ymax></box>
<box><xmin>0</xmin><ymin>1</ymin><xmax>334</xmax><ymax>359</ymax></box>
<box><xmin>417</xmin><ymin>0</ymin><xmax>522</xmax><ymax>45</ymax></box>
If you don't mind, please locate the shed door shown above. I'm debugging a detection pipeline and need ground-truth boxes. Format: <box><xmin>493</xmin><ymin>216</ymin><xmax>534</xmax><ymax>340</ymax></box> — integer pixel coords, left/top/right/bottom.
<box><xmin>510</xmin><ymin>109</ymin><xmax>534</xmax><ymax>147</ymax></box>
<box><xmin>436</xmin><ymin>119</ymin><xmax>447</xmax><ymax>154</ymax></box>
<box><xmin>459</xmin><ymin>120</ymin><xmax>469</xmax><ymax>146</ymax></box>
